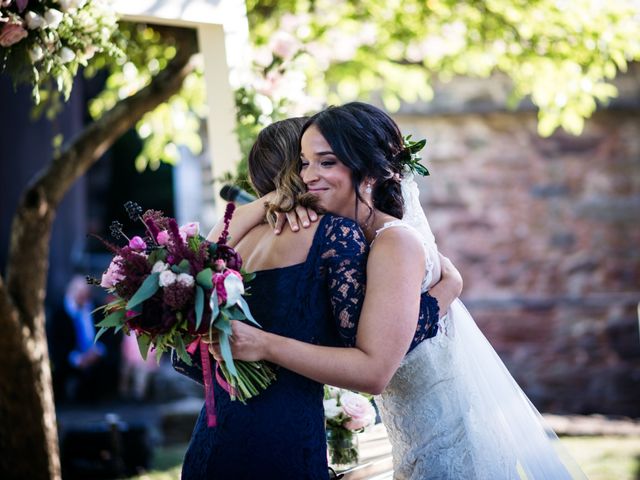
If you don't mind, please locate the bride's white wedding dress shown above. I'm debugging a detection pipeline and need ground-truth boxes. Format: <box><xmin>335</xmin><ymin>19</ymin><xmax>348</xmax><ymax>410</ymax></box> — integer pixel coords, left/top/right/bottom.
<box><xmin>373</xmin><ymin>176</ymin><xmax>585</xmax><ymax>480</ymax></box>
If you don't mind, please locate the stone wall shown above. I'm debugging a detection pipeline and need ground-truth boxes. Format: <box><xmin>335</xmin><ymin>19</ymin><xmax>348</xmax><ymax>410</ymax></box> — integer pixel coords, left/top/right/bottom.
<box><xmin>394</xmin><ymin>70</ymin><xmax>640</xmax><ymax>416</ymax></box>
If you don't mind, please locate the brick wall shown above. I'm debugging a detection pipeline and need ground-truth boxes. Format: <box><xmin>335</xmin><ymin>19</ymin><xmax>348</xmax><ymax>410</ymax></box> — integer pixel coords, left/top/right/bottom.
<box><xmin>394</xmin><ymin>71</ymin><xmax>640</xmax><ymax>415</ymax></box>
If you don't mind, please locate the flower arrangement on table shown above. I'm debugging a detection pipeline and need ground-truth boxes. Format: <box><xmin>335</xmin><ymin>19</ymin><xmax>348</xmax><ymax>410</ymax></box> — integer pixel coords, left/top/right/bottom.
<box><xmin>0</xmin><ymin>0</ymin><xmax>121</xmax><ymax>103</ymax></box>
<box><xmin>323</xmin><ymin>386</ymin><xmax>377</xmax><ymax>468</ymax></box>
<box><xmin>90</xmin><ymin>201</ymin><xmax>275</xmax><ymax>427</ymax></box>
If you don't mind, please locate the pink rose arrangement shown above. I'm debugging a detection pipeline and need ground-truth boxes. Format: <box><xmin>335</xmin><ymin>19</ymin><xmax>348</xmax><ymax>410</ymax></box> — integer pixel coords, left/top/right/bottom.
<box><xmin>90</xmin><ymin>201</ymin><xmax>275</xmax><ymax>426</ymax></box>
<box><xmin>323</xmin><ymin>386</ymin><xmax>376</xmax><ymax>467</ymax></box>
<box><xmin>0</xmin><ymin>0</ymin><xmax>121</xmax><ymax>104</ymax></box>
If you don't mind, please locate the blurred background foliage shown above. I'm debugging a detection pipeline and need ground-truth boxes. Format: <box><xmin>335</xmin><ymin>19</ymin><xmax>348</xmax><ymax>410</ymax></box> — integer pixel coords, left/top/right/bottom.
<box><xmin>23</xmin><ymin>0</ymin><xmax>640</xmax><ymax>189</ymax></box>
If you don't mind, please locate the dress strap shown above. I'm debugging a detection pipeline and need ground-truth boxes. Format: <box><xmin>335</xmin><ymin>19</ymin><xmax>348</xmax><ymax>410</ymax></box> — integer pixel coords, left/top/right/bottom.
<box><xmin>372</xmin><ymin>220</ymin><xmax>413</xmax><ymax>241</ymax></box>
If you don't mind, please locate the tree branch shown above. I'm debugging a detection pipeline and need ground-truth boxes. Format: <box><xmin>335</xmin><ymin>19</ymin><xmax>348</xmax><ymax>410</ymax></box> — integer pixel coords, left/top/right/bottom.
<box><xmin>4</xmin><ymin>28</ymin><xmax>199</xmax><ymax>328</ymax></box>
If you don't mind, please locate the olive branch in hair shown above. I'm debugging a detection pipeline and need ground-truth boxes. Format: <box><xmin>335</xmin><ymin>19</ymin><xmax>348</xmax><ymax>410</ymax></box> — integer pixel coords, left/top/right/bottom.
<box><xmin>397</xmin><ymin>135</ymin><xmax>429</xmax><ymax>176</ymax></box>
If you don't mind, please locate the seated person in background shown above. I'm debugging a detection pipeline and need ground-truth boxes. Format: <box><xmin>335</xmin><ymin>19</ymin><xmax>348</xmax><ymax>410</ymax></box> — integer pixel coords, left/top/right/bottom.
<box><xmin>48</xmin><ymin>275</ymin><xmax>120</xmax><ymax>403</ymax></box>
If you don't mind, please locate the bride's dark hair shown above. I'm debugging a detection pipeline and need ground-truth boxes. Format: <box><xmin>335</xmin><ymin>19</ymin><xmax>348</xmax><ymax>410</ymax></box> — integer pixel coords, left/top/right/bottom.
<box><xmin>300</xmin><ymin>102</ymin><xmax>405</xmax><ymax>221</ymax></box>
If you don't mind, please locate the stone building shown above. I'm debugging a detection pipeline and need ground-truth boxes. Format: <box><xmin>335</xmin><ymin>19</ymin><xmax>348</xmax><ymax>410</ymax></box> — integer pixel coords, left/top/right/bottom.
<box><xmin>394</xmin><ymin>65</ymin><xmax>640</xmax><ymax>415</ymax></box>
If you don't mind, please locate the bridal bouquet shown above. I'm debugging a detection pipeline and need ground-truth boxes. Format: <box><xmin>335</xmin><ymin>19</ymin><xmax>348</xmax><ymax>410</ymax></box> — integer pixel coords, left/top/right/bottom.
<box><xmin>91</xmin><ymin>201</ymin><xmax>275</xmax><ymax>425</ymax></box>
<box><xmin>323</xmin><ymin>386</ymin><xmax>376</xmax><ymax>467</ymax></box>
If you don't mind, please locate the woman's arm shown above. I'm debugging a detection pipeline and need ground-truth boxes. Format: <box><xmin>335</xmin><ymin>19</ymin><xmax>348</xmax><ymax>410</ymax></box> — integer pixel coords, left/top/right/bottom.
<box><xmin>216</xmin><ymin>243</ymin><xmax>463</xmax><ymax>394</ymax></box>
<box><xmin>216</xmin><ymin>228</ymin><xmax>435</xmax><ymax>394</ymax></box>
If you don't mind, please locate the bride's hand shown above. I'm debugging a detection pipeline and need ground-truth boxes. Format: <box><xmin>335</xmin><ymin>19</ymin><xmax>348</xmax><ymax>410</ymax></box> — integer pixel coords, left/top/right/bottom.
<box><xmin>429</xmin><ymin>254</ymin><xmax>463</xmax><ymax>314</ymax></box>
<box><xmin>439</xmin><ymin>253</ymin><xmax>463</xmax><ymax>296</ymax></box>
<box><xmin>208</xmin><ymin>321</ymin><xmax>268</xmax><ymax>363</ymax></box>
<box><xmin>274</xmin><ymin>206</ymin><xmax>318</xmax><ymax>235</ymax></box>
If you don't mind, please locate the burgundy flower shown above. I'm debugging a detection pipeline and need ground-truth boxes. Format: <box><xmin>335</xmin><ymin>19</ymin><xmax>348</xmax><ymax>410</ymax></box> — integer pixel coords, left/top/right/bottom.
<box><xmin>217</xmin><ymin>202</ymin><xmax>236</xmax><ymax>245</ymax></box>
<box><xmin>216</xmin><ymin>244</ymin><xmax>242</xmax><ymax>271</ymax></box>
<box><xmin>163</xmin><ymin>281</ymin><xmax>195</xmax><ymax>310</ymax></box>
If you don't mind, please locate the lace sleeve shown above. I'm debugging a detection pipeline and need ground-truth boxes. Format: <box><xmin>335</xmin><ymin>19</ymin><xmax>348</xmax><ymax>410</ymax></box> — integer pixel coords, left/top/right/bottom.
<box><xmin>407</xmin><ymin>291</ymin><xmax>440</xmax><ymax>353</ymax></box>
<box><xmin>320</xmin><ymin>216</ymin><xmax>369</xmax><ymax>347</ymax></box>
<box><xmin>171</xmin><ymin>348</ymin><xmax>204</xmax><ymax>385</ymax></box>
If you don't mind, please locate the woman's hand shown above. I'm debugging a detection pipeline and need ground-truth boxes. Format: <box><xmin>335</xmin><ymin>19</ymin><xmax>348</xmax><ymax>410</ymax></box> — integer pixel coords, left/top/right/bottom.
<box><xmin>429</xmin><ymin>254</ymin><xmax>463</xmax><ymax>314</ymax></box>
<box><xmin>274</xmin><ymin>206</ymin><xmax>318</xmax><ymax>235</ymax></box>
<box><xmin>207</xmin><ymin>321</ymin><xmax>270</xmax><ymax>363</ymax></box>
<box><xmin>439</xmin><ymin>253</ymin><xmax>463</xmax><ymax>297</ymax></box>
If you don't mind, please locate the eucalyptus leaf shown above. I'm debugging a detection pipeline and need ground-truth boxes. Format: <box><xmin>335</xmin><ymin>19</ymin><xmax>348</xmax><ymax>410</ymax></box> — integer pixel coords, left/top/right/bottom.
<box><xmin>216</xmin><ymin>317</ymin><xmax>233</xmax><ymax>335</ymax></box>
<box><xmin>218</xmin><ymin>331</ymin><xmax>238</xmax><ymax>377</ymax></box>
<box><xmin>236</xmin><ymin>297</ymin><xmax>260</xmax><ymax>327</ymax></box>
<box><xmin>97</xmin><ymin>309</ymin><xmax>125</xmax><ymax>328</ymax></box>
<box><xmin>195</xmin><ymin>285</ymin><xmax>204</xmax><ymax>330</ymax></box>
<box><xmin>137</xmin><ymin>334</ymin><xmax>151</xmax><ymax>361</ymax></box>
<box><xmin>227</xmin><ymin>306</ymin><xmax>246</xmax><ymax>321</ymax></box>
<box><xmin>196</xmin><ymin>268</ymin><xmax>213</xmax><ymax>289</ymax></box>
<box><xmin>94</xmin><ymin>326</ymin><xmax>108</xmax><ymax>343</ymax></box>
<box><xmin>209</xmin><ymin>288</ymin><xmax>220</xmax><ymax>323</ymax></box>
<box><xmin>126</xmin><ymin>272</ymin><xmax>160</xmax><ymax>310</ymax></box>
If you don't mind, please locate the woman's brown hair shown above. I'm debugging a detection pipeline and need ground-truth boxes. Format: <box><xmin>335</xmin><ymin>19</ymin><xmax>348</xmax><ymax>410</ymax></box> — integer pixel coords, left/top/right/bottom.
<box><xmin>247</xmin><ymin>117</ymin><xmax>321</xmax><ymax>226</ymax></box>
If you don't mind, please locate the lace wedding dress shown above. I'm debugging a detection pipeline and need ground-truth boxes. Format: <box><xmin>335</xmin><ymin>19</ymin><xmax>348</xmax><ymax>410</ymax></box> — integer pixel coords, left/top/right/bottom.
<box><xmin>373</xmin><ymin>175</ymin><xmax>585</xmax><ymax>480</ymax></box>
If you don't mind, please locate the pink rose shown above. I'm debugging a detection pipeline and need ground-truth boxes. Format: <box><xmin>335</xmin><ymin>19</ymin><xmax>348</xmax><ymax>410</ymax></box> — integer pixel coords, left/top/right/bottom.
<box><xmin>101</xmin><ymin>256</ymin><xmax>125</xmax><ymax>288</ymax></box>
<box><xmin>156</xmin><ymin>230</ymin><xmax>170</xmax><ymax>245</ymax></box>
<box><xmin>0</xmin><ymin>21</ymin><xmax>28</xmax><ymax>47</ymax></box>
<box><xmin>340</xmin><ymin>392</ymin><xmax>376</xmax><ymax>431</ymax></box>
<box><xmin>179</xmin><ymin>222</ymin><xmax>200</xmax><ymax>239</ymax></box>
<box><xmin>212</xmin><ymin>269</ymin><xmax>242</xmax><ymax>305</ymax></box>
<box><xmin>128</xmin><ymin>235</ymin><xmax>147</xmax><ymax>251</ymax></box>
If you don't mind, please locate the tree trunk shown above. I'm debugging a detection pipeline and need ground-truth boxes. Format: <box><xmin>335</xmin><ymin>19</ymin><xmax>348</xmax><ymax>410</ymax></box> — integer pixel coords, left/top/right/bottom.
<box><xmin>0</xmin><ymin>28</ymin><xmax>198</xmax><ymax>480</ymax></box>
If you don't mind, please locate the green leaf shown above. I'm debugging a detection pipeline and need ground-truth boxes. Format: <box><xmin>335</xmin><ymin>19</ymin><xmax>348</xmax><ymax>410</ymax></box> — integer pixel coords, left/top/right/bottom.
<box><xmin>236</xmin><ymin>297</ymin><xmax>260</xmax><ymax>327</ymax></box>
<box><xmin>94</xmin><ymin>326</ymin><xmax>108</xmax><ymax>343</ymax></box>
<box><xmin>178</xmin><ymin>259</ymin><xmax>191</xmax><ymax>272</ymax></box>
<box><xmin>137</xmin><ymin>334</ymin><xmax>151</xmax><ymax>361</ymax></box>
<box><xmin>195</xmin><ymin>285</ymin><xmax>204</xmax><ymax>330</ymax></box>
<box><xmin>209</xmin><ymin>288</ymin><xmax>220</xmax><ymax>323</ymax></box>
<box><xmin>196</xmin><ymin>268</ymin><xmax>213</xmax><ymax>289</ymax></box>
<box><xmin>216</xmin><ymin>317</ymin><xmax>233</xmax><ymax>335</ymax></box>
<box><xmin>218</xmin><ymin>331</ymin><xmax>238</xmax><ymax>377</ymax></box>
<box><xmin>241</xmin><ymin>270</ymin><xmax>256</xmax><ymax>283</ymax></box>
<box><xmin>126</xmin><ymin>272</ymin><xmax>160</xmax><ymax>310</ymax></box>
<box><xmin>97</xmin><ymin>309</ymin><xmax>126</xmax><ymax>328</ymax></box>
<box><xmin>227</xmin><ymin>306</ymin><xmax>246</xmax><ymax>321</ymax></box>
<box><xmin>148</xmin><ymin>248</ymin><xmax>167</xmax><ymax>265</ymax></box>
<box><xmin>174</xmin><ymin>335</ymin><xmax>192</xmax><ymax>366</ymax></box>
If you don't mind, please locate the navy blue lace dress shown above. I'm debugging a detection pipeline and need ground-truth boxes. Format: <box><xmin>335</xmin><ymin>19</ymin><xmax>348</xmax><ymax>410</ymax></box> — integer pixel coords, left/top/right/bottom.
<box><xmin>177</xmin><ymin>214</ymin><xmax>368</xmax><ymax>480</ymax></box>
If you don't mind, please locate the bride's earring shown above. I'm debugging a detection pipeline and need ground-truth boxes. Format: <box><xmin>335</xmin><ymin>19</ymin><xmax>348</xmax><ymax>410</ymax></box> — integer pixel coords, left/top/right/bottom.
<box><xmin>365</xmin><ymin>183</ymin><xmax>372</xmax><ymax>194</ymax></box>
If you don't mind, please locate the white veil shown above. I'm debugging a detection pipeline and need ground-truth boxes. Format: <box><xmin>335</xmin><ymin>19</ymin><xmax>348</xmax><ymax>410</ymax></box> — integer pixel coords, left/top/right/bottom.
<box><xmin>400</xmin><ymin>173</ymin><xmax>586</xmax><ymax>479</ymax></box>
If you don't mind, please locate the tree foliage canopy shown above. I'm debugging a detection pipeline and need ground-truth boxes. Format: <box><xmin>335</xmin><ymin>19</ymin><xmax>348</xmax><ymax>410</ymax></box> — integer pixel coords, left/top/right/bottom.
<box><xmin>246</xmin><ymin>0</ymin><xmax>640</xmax><ymax>136</ymax></box>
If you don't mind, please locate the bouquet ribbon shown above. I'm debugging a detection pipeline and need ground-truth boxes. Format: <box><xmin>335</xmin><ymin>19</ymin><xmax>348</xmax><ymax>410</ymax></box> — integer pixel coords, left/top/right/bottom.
<box><xmin>187</xmin><ymin>338</ymin><xmax>237</xmax><ymax>427</ymax></box>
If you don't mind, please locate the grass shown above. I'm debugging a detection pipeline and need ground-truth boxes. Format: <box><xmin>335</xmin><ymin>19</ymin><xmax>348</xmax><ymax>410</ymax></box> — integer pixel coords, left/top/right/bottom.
<box><xmin>561</xmin><ymin>436</ymin><xmax>640</xmax><ymax>480</ymax></box>
<box><xmin>127</xmin><ymin>436</ymin><xmax>640</xmax><ymax>480</ymax></box>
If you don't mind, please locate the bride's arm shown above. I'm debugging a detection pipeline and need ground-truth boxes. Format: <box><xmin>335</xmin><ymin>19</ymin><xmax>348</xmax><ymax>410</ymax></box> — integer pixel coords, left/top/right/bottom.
<box><xmin>219</xmin><ymin>230</ymin><xmax>461</xmax><ymax>394</ymax></box>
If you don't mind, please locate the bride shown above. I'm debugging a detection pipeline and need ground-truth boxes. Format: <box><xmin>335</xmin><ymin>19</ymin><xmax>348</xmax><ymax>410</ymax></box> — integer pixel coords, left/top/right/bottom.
<box><xmin>212</xmin><ymin>102</ymin><xmax>585</xmax><ymax>479</ymax></box>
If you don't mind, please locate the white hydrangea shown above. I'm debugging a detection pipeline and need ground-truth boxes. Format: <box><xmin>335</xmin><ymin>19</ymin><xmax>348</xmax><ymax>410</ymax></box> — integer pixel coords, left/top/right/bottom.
<box><xmin>177</xmin><ymin>273</ymin><xmax>195</xmax><ymax>287</ymax></box>
<box><xmin>159</xmin><ymin>270</ymin><xmax>177</xmax><ymax>288</ymax></box>
<box><xmin>152</xmin><ymin>261</ymin><xmax>169</xmax><ymax>273</ymax></box>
